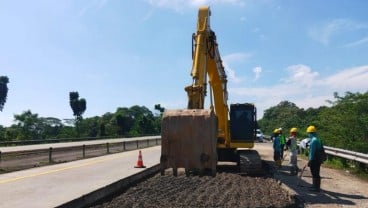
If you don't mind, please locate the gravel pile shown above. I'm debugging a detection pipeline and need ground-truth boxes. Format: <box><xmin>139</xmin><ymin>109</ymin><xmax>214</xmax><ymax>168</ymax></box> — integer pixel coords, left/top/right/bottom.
<box><xmin>91</xmin><ymin>171</ymin><xmax>296</xmax><ymax>208</ymax></box>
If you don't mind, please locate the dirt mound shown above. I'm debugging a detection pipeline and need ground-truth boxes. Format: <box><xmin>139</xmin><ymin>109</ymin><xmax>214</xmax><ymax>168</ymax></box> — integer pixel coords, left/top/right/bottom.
<box><xmin>91</xmin><ymin>172</ymin><xmax>295</xmax><ymax>208</ymax></box>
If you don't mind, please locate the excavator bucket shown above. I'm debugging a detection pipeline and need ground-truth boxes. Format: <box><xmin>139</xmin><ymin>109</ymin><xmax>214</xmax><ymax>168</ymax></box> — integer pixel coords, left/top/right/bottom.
<box><xmin>160</xmin><ymin>109</ymin><xmax>218</xmax><ymax>176</ymax></box>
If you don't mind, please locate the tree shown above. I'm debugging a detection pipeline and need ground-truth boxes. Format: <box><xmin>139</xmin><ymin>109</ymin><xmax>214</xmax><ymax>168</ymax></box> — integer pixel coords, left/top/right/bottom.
<box><xmin>100</xmin><ymin>112</ymin><xmax>116</xmax><ymax>136</ymax></box>
<box><xmin>78</xmin><ymin>116</ymin><xmax>100</xmax><ymax>137</ymax></box>
<box><xmin>317</xmin><ymin>91</ymin><xmax>368</xmax><ymax>153</ymax></box>
<box><xmin>115</xmin><ymin>113</ymin><xmax>134</xmax><ymax>135</ymax></box>
<box><xmin>4</xmin><ymin>126</ymin><xmax>18</xmax><ymax>141</ymax></box>
<box><xmin>139</xmin><ymin>114</ymin><xmax>155</xmax><ymax>134</ymax></box>
<box><xmin>40</xmin><ymin>117</ymin><xmax>64</xmax><ymax>139</ymax></box>
<box><xmin>14</xmin><ymin>110</ymin><xmax>42</xmax><ymax>140</ymax></box>
<box><xmin>0</xmin><ymin>76</ymin><xmax>9</xmax><ymax>111</ymax></box>
<box><xmin>69</xmin><ymin>92</ymin><xmax>87</xmax><ymax>121</ymax></box>
<box><xmin>154</xmin><ymin>104</ymin><xmax>165</xmax><ymax>114</ymax></box>
<box><xmin>257</xmin><ymin>92</ymin><xmax>368</xmax><ymax>153</ymax></box>
<box><xmin>0</xmin><ymin>125</ymin><xmax>5</xmax><ymax>141</ymax></box>
<box><xmin>258</xmin><ymin>101</ymin><xmax>302</xmax><ymax>135</ymax></box>
<box><xmin>69</xmin><ymin>92</ymin><xmax>86</xmax><ymax>137</ymax></box>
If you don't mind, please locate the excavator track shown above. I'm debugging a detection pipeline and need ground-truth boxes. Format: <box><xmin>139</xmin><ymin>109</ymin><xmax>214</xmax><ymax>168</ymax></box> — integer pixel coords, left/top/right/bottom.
<box><xmin>238</xmin><ymin>150</ymin><xmax>264</xmax><ymax>176</ymax></box>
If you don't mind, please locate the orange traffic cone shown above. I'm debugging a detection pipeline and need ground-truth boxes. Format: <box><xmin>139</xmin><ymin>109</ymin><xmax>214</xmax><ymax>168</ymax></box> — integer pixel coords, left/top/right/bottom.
<box><xmin>134</xmin><ymin>150</ymin><xmax>146</xmax><ymax>168</ymax></box>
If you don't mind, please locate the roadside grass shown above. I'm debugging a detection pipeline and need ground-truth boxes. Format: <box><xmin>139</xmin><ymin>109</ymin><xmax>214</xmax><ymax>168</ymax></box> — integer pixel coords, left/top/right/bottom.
<box><xmin>0</xmin><ymin>168</ymin><xmax>7</xmax><ymax>174</ymax></box>
<box><xmin>324</xmin><ymin>157</ymin><xmax>368</xmax><ymax>181</ymax></box>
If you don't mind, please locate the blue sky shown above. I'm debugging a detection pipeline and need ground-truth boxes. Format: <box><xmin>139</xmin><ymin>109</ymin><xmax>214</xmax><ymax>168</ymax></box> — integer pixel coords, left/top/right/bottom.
<box><xmin>1</xmin><ymin>0</ymin><xmax>368</xmax><ymax>127</ymax></box>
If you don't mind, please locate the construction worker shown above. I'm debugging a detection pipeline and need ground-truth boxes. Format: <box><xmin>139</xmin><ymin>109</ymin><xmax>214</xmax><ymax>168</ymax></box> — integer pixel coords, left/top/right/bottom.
<box><xmin>272</xmin><ymin>128</ymin><xmax>282</xmax><ymax>168</ymax></box>
<box><xmin>307</xmin><ymin>125</ymin><xmax>323</xmax><ymax>192</ymax></box>
<box><xmin>279</xmin><ymin>128</ymin><xmax>286</xmax><ymax>159</ymax></box>
<box><xmin>287</xmin><ymin>127</ymin><xmax>299</xmax><ymax>175</ymax></box>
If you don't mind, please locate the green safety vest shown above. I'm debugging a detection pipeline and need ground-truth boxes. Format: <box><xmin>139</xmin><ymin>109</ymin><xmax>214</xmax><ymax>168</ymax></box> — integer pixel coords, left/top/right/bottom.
<box><xmin>280</xmin><ymin>134</ymin><xmax>286</xmax><ymax>145</ymax></box>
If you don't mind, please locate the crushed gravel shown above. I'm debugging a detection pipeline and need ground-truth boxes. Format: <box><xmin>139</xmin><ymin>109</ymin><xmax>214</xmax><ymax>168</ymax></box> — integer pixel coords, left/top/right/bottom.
<box><xmin>91</xmin><ymin>171</ymin><xmax>296</xmax><ymax>208</ymax></box>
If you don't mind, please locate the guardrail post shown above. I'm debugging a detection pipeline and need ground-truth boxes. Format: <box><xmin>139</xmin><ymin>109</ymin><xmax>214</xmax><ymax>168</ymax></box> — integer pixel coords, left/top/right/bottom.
<box><xmin>106</xmin><ymin>143</ymin><xmax>110</xmax><ymax>154</ymax></box>
<box><xmin>123</xmin><ymin>142</ymin><xmax>126</xmax><ymax>151</ymax></box>
<box><xmin>0</xmin><ymin>151</ymin><xmax>2</xmax><ymax>163</ymax></box>
<box><xmin>359</xmin><ymin>161</ymin><xmax>365</xmax><ymax>169</ymax></box>
<box><xmin>136</xmin><ymin>140</ymin><xmax>139</xmax><ymax>149</ymax></box>
<box><xmin>147</xmin><ymin>139</ymin><xmax>149</xmax><ymax>147</ymax></box>
<box><xmin>83</xmin><ymin>145</ymin><xmax>86</xmax><ymax>158</ymax></box>
<box><xmin>156</xmin><ymin>138</ymin><xmax>158</xmax><ymax>145</ymax></box>
<box><xmin>49</xmin><ymin>147</ymin><xmax>53</xmax><ymax>163</ymax></box>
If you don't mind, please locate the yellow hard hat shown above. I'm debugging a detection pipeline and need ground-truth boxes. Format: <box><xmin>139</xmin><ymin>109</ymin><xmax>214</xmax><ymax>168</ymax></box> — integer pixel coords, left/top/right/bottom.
<box><xmin>290</xmin><ymin>127</ymin><xmax>298</xmax><ymax>133</ymax></box>
<box><xmin>273</xmin><ymin>128</ymin><xmax>280</xmax><ymax>134</ymax></box>
<box><xmin>306</xmin><ymin>125</ymin><xmax>317</xmax><ymax>133</ymax></box>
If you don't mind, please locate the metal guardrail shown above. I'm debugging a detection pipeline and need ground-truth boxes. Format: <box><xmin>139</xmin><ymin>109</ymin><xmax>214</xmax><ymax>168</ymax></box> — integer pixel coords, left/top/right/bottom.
<box><xmin>0</xmin><ymin>134</ymin><xmax>157</xmax><ymax>146</ymax></box>
<box><xmin>0</xmin><ymin>137</ymin><xmax>162</xmax><ymax>172</ymax></box>
<box><xmin>324</xmin><ymin>146</ymin><xmax>368</xmax><ymax>165</ymax></box>
<box><xmin>297</xmin><ymin>139</ymin><xmax>368</xmax><ymax>165</ymax></box>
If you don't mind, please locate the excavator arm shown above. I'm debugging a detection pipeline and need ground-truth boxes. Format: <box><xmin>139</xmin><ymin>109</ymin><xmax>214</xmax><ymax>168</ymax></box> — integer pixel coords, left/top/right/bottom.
<box><xmin>185</xmin><ymin>6</ymin><xmax>230</xmax><ymax>147</ymax></box>
<box><xmin>161</xmin><ymin>6</ymin><xmax>260</xmax><ymax>176</ymax></box>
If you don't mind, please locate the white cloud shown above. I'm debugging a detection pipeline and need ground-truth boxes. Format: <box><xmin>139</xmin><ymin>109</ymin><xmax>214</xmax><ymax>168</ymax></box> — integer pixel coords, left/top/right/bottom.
<box><xmin>142</xmin><ymin>9</ymin><xmax>155</xmax><ymax>22</ymax></box>
<box><xmin>321</xmin><ymin>65</ymin><xmax>368</xmax><ymax>90</ymax></box>
<box><xmin>309</xmin><ymin>18</ymin><xmax>368</xmax><ymax>45</ymax></box>
<box><xmin>223</xmin><ymin>62</ymin><xmax>243</xmax><ymax>84</ymax></box>
<box><xmin>144</xmin><ymin>0</ymin><xmax>184</xmax><ymax>11</ymax></box>
<box><xmin>343</xmin><ymin>36</ymin><xmax>368</xmax><ymax>48</ymax></box>
<box><xmin>251</xmin><ymin>27</ymin><xmax>267</xmax><ymax>40</ymax></box>
<box><xmin>252</xmin><ymin>27</ymin><xmax>260</xmax><ymax>33</ymax></box>
<box><xmin>97</xmin><ymin>0</ymin><xmax>109</xmax><ymax>8</ymax></box>
<box><xmin>223</xmin><ymin>52</ymin><xmax>251</xmax><ymax>63</ymax></box>
<box><xmin>222</xmin><ymin>52</ymin><xmax>252</xmax><ymax>84</ymax></box>
<box><xmin>229</xmin><ymin>65</ymin><xmax>368</xmax><ymax>118</ymax></box>
<box><xmin>284</xmin><ymin>64</ymin><xmax>319</xmax><ymax>88</ymax></box>
<box><xmin>79</xmin><ymin>0</ymin><xmax>109</xmax><ymax>16</ymax></box>
<box><xmin>293</xmin><ymin>95</ymin><xmax>332</xmax><ymax>110</ymax></box>
<box><xmin>252</xmin><ymin>66</ymin><xmax>262</xmax><ymax>81</ymax></box>
<box><xmin>144</xmin><ymin>0</ymin><xmax>245</xmax><ymax>11</ymax></box>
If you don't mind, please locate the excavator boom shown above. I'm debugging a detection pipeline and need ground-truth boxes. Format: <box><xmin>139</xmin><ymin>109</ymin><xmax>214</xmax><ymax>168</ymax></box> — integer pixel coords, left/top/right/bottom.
<box><xmin>161</xmin><ymin>6</ymin><xmax>261</xmax><ymax>176</ymax></box>
<box><xmin>185</xmin><ymin>6</ymin><xmax>230</xmax><ymax>147</ymax></box>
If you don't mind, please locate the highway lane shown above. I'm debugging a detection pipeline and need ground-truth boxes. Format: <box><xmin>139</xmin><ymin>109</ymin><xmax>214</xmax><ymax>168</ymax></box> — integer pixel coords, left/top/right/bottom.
<box><xmin>0</xmin><ymin>146</ymin><xmax>161</xmax><ymax>208</ymax></box>
<box><xmin>0</xmin><ymin>140</ymin><xmax>367</xmax><ymax>207</ymax></box>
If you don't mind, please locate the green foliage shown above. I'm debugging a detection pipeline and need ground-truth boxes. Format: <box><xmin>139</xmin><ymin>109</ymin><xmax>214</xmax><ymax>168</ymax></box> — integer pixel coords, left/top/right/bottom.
<box><xmin>112</xmin><ymin>105</ymin><xmax>158</xmax><ymax>136</ymax></box>
<box><xmin>258</xmin><ymin>91</ymin><xmax>368</xmax><ymax>154</ymax></box>
<box><xmin>14</xmin><ymin>110</ymin><xmax>42</xmax><ymax>140</ymax></box>
<box><xmin>317</xmin><ymin>92</ymin><xmax>368</xmax><ymax>153</ymax></box>
<box><xmin>0</xmin><ymin>125</ymin><xmax>5</xmax><ymax>140</ymax></box>
<box><xmin>258</xmin><ymin>101</ymin><xmax>303</xmax><ymax>136</ymax></box>
<box><xmin>154</xmin><ymin>104</ymin><xmax>165</xmax><ymax>114</ymax></box>
<box><xmin>325</xmin><ymin>157</ymin><xmax>346</xmax><ymax>169</ymax></box>
<box><xmin>0</xmin><ymin>76</ymin><xmax>9</xmax><ymax>112</ymax></box>
<box><xmin>2</xmin><ymin>104</ymin><xmax>163</xmax><ymax>142</ymax></box>
<box><xmin>57</xmin><ymin>126</ymin><xmax>77</xmax><ymax>138</ymax></box>
<box><xmin>325</xmin><ymin>156</ymin><xmax>368</xmax><ymax>180</ymax></box>
<box><xmin>40</xmin><ymin>117</ymin><xmax>64</xmax><ymax>139</ymax></box>
<box><xmin>9</xmin><ymin>111</ymin><xmax>64</xmax><ymax>140</ymax></box>
<box><xmin>78</xmin><ymin>116</ymin><xmax>100</xmax><ymax>137</ymax></box>
<box><xmin>115</xmin><ymin>107</ymin><xmax>135</xmax><ymax>135</ymax></box>
<box><xmin>69</xmin><ymin>92</ymin><xmax>87</xmax><ymax>121</ymax></box>
<box><xmin>99</xmin><ymin>112</ymin><xmax>116</xmax><ymax>136</ymax></box>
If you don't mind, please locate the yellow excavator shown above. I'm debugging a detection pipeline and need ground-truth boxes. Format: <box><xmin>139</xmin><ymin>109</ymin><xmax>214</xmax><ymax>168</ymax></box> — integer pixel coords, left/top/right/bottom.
<box><xmin>160</xmin><ymin>6</ymin><xmax>262</xmax><ymax>176</ymax></box>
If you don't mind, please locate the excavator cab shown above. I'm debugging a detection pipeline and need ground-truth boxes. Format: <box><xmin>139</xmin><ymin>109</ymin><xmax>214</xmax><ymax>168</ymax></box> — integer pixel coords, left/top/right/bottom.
<box><xmin>229</xmin><ymin>103</ymin><xmax>256</xmax><ymax>145</ymax></box>
<box><xmin>217</xmin><ymin>103</ymin><xmax>258</xmax><ymax>168</ymax></box>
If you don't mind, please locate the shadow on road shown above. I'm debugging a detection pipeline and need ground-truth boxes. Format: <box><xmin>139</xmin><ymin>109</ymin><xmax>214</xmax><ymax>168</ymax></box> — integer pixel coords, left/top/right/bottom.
<box><xmin>267</xmin><ymin>160</ymin><xmax>368</xmax><ymax>207</ymax></box>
